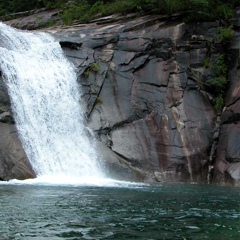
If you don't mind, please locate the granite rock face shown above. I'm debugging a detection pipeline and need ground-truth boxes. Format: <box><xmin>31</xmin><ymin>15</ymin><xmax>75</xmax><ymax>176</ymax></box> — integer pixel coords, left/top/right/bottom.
<box><xmin>49</xmin><ymin>15</ymin><xmax>221</xmax><ymax>183</ymax></box>
<box><xmin>1</xmin><ymin>11</ymin><xmax>240</xmax><ymax>184</ymax></box>
<box><xmin>213</xmin><ymin>8</ymin><xmax>240</xmax><ymax>186</ymax></box>
<box><xmin>0</xmin><ymin>75</ymin><xmax>35</xmax><ymax>180</ymax></box>
<box><xmin>0</xmin><ymin>123</ymin><xmax>35</xmax><ymax>180</ymax></box>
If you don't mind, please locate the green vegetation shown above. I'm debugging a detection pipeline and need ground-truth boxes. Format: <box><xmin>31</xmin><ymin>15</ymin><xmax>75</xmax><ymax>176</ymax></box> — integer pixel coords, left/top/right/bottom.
<box><xmin>213</xmin><ymin>94</ymin><xmax>224</xmax><ymax>113</ymax></box>
<box><xmin>83</xmin><ymin>62</ymin><xmax>101</xmax><ymax>78</ymax></box>
<box><xmin>0</xmin><ymin>0</ymin><xmax>239</xmax><ymax>23</ymax></box>
<box><xmin>40</xmin><ymin>19</ymin><xmax>58</xmax><ymax>28</ymax></box>
<box><xmin>95</xmin><ymin>97</ymin><xmax>102</xmax><ymax>105</ymax></box>
<box><xmin>206</xmin><ymin>55</ymin><xmax>228</xmax><ymax>113</ymax></box>
<box><xmin>60</xmin><ymin>0</ymin><xmax>239</xmax><ymax>24</ymax></box>
<box><xmin>203</xmin><ymin>58</ymin><xmax>210</xmax><ymax>69</ymax></box>
<box><xmin>83</xmin><ymin>70</ymin><xmax>90</xmax><ymax>78</ymax></box>
<box><xmin>90</xmin><ymin>62</ymin><xmax>100</xmax><ymax>73</ymax></box>
<box><xmin>217</xmin><ymin>26</ymin><xmax>234</xmax><ymax>43</ymax></box>
<box><xmin>0</xmin><ymin>0</ymin><xmax>65</xmax><ymax>19</ymax></box>
<box><xmin>106</xmin><ymin>71</ymin><xmax>110</xmax><ymax>78</ymax></box>
<box><xmin>208</xmin><ymin>55</ymin><xmax>227</xmax><ymax>88</ymax></box>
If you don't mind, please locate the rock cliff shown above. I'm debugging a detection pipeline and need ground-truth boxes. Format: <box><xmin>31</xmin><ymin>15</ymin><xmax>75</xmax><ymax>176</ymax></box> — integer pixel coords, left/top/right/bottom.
<box><xmin>213</xmin><ymin>9</ymin><xmax>240</xmax><ymax>186</ymax></box>
<box><xmin>0</xmin><ymin>75</ymin><xmax>35</xmax><ymax>180</ymax></box>
<box><xmin>50</xmin><ymin>15</ymin><xmax>218</xmax><ymax>183</ymax></box>
<box><xmin>0</xmin><ymin>11</ymin><xmax>240</xmax><ymax>185</ymax></box>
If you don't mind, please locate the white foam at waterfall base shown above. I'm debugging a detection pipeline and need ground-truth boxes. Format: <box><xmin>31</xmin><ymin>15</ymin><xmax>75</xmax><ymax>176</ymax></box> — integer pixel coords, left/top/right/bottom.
<box><xmin>2</xmin><ymin>176</ymin><xmax>146</xmax><ymax>188</ymax></box>
<box><xmin>0</xmin><ymin>22</ymin><xmax>107</xmax><ymax>183</ymax></box>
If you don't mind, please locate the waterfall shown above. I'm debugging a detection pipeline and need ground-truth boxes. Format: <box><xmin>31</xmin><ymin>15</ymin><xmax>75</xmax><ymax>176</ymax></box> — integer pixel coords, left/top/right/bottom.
<box><xmin>0</xmin><ymin>23</ymin><xmax>103</xmax><ymax>180</ymax></box>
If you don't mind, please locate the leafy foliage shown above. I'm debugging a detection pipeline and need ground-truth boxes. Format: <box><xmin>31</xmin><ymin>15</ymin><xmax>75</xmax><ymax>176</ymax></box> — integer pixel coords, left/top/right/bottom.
<box><xmin>213</xmin><ymin>94</ymin><xmax>224</xmax><ymax>113</ymax></box>
<box><xmin>61</xmin><ymin>2</ymin><xmax>92</xmax><ymax>24</ymax></box>
<box><xmin>206</xmin><ymin>55</ymin><xmax>228</xmax><ymax>113</ymax></box>
<box><xmin>217</xmin><ymin>26</ymin><xmax>233</xmax><ymax>43</ymax></box>
<box><xmin>83</xmin><ymin>62</ymin><xmax>101</xmax><ymax>78</ymax></box>
<box><xmin>90</xmin><ymin>62</ymin><xmax>101</xmax><ymax>73</ymax></box>
<box><xmin>0</xmin><ymin>0</ymin><xmax>238</xmax><ymax>23</ymax></box>
<box><xmin>42</xmin><ymin>0</ymin><xmax>67</xmax><ymax>8</ymax></box>
<box><xmin>204</xmin><ymin>58</ymin><xmax>210</xmax><ymax>68</ymax></box>
<box><xmin>60</xmin><ymin>0</ymin><xmax>239</xmax><ymax>24</ymax></box>
<box><xmin>211</xmin><ymin>55</ymin><xmax>227</xmax><ymax>78</ymax></box>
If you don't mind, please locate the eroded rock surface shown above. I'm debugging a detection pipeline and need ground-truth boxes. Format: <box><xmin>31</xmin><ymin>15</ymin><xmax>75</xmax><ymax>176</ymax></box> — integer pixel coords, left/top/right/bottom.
<box><xmin>48</xmin><ymin>15</ymin><xmax>221</xmax><ymax>183</ymax></box>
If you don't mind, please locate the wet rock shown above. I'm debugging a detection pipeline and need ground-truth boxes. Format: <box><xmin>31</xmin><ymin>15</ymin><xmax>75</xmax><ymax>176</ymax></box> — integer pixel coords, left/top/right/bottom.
<box><xmin>0</xmin><ymin>75</ymin><xmax>11</xmax><ymax>108</ymax></box>
<box><xmin>227</xmin><ymin>162</ymin><xmax>240</xmax><ymax>180</ymax></box>
<box><xmin>96</xmin><ymin>141</ymin><xmax>147</xmax><ymax>182</ymax></box>
<box><xmin>0</xmin><ymin>76</ymin><xmax>14</xmax><ymax>123</ymax></box>
<box><xmin>0</xmin><ymin>123</ymin><xmax>35</xmax><ymax>180</ymax></box>
<box><xmin>0</xmin><ymin>112</ymin><xmax>14</xmax><ymax>124</ymax></box>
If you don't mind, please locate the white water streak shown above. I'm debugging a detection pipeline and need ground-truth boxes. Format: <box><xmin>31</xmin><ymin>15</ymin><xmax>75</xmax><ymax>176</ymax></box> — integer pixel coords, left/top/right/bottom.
<box><xmin>0</xmin><ymin>23</ymin><xmax>103</xmax><ymax>178</ymax></box>
<box><xmin>1</xmin><ymin>176</ymin><xmax>146</xmax><ymax>188</ymax></box>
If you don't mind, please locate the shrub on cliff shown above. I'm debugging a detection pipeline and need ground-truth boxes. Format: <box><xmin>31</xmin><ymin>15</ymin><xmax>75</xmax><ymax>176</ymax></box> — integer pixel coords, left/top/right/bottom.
<box><xmin>0</xmin><ymin>0</ymin><xmax>239</xmax><ymax>23</ymax></box>
<box><xmin>59</xmin><ymin>0</ymin><xmax>238</xmax><ymax>24</ymax></box>
<box><xmin>0</xmin><ymin>0</ymin><xmax>42</xmax><ymax>16</ymax></box>
<box><xmin>217</xmin><ymin>26</ymin><xmax>234</xmax><ymax>43</ymax></box>
<box><xmin>206</xmin><ymin>55</ymin><xmax>228</xmax><ymax>113</ymax></box>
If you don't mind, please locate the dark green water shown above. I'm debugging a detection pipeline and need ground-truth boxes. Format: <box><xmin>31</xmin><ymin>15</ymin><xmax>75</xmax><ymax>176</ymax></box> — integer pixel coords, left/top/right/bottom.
<box><xmin>0</xmin><ymin>183</ymin><xmax>239</xmax><ymax>240</ymax></box>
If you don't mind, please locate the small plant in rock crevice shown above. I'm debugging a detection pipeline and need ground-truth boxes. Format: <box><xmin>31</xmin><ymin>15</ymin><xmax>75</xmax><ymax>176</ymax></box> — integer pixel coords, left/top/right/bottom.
<box><xmin>213</xmin><ymin>94</ymin><xmax>224</xmax><ymax>113</ymax></box>
<box><xmin>83</xmin><ymin>62</ymin><xmax>101</xmax><ymax>78</ymax></box>
<box><xmin>105</xmin><ymin>70</ymin><xmax>110</xmax><ymax>78</ymax></box>
<box><xmin>95</xmin><ymin>97</ymin><xmax>102</xmax><ymax>105</ymax></box>
<box><xmin>83</xmin><ymin>69</ymin><xmax>90</xmax><ymax>78</ymax></box>
<box><xmin>203</xmin><ymin>58</ymin><xmax>210</xmax><ymax>68</ymax></box>
<box><xmin>90</xmin><ymin>62</ymin><xmax>100</xmax><ymax>73</ymax></box>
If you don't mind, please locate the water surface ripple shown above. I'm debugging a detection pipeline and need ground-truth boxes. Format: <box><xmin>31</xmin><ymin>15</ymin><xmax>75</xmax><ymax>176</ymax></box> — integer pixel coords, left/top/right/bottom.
<box><xmin>0</xmin><ymin>183</ymin><xmax>239</xmax><ymax>240</ymax></box>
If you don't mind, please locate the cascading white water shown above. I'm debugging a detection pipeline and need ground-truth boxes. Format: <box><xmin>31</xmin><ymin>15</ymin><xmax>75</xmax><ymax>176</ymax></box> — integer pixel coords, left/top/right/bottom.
<box><xmin>0</xmin><ymin>23</ymin><xmax>103</xmax><ymax>180</ymax></box>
